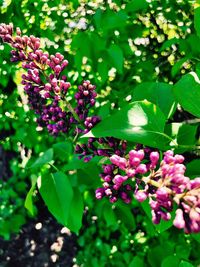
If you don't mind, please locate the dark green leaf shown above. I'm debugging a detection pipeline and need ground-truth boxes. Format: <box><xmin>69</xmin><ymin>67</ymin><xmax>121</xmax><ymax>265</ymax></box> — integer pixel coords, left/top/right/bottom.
<box><xmin>177</xmin><ymin>124</ymin><xmax>197</xmax><ymax>146</ymax></box>
<box><xmin>103</xmin><ymin>204</ymin><xmax>117</xmax><ymax>227</ymax></box>
<box><xmin>129</xmin><ymin>256</ymin><xmax>144</xmax><ymax>267</ymax></box>
<box><xmin>186</xmin><ymin>160</ymin><xmax>200</xmax><ymax>177</ymax></box>
<box><xmin>115</xmin><ymin>202</ymin><xmax>136</xmax><ymax>230</ymax></box>
<box><xmin>53</xmin><ymin>141</ymin><xmax>72</xmax><ymax>160</ymax></box>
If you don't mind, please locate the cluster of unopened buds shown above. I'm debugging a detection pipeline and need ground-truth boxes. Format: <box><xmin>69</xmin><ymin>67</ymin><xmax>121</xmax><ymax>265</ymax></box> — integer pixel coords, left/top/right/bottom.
<box><xmin>96</xmin><ymin>149</ymin><xmax>200</xmax><ymax>234</ymax></box>
<box><xmin>0</xmin><ymin>23</ymin><xmax>98</xmax><ymax>136</ymax></box>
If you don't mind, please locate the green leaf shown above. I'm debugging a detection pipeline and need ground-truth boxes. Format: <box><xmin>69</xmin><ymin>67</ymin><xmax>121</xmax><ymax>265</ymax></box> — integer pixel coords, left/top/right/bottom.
<box><xmin>24</xmin><ymin>175</ymin><xmax>38</xmax><ymax>216</ymax></box>
<box><xmin>194</xmin><ymin>7</ymin><xmax>200</xmax><ymax>38</ymax></box>
<box><xmin>125</xmin><ymin>0</ymin><xmax>148</xmax><ymax>12</ymax></box>
<box><xmin>185</xmin><ymin>160</ymin><xmax>200</xmax><ymax>178</ymax></box>
<box><xmin>161</xmin><ymin>255</ymin><xmax>180</xmax><ymax>267</ymax></box>
<box><xmin>83</xmin><ymin>100</ymin><xmax>171</xmax><ymax>149</ymax></box>
<box><xmin>191</xmin><ymin>232</ymin><xmax>200</xmax><ymax>243</ymax></box>
<box><xmin>53</xmin><ymin>141</ymin><xmax>72</xmax><ymax>160</ymax></box>
<box><xmin>77</xmin><ymin>164</ymin><xmax>100</xmax><ymax>188</ymax></box>
<box><xmin>179</xmin><ymin>261</ymin><xmax>194</xmax><ymax>267</ymax></box>
<box><xmin>97</xmin><ymin>60</ymin><xmax>108</xmax><ymax>83</ymax></box>
<box><xmin>67</xmin><ymin>188</ymin><xmax>84</xmax><ymax>233</ymax></box>
<box><xmin>173</xmin><ymin>72</ymin><xmax>200</xmax><ymax>117</ymax></box>
<box><xmin>129</xmin><ymin>256</ymin><xmax>144</xmax><ymax>267</ymax></box>
<box><xmin>38</xmin><ymin>172</ymin><xmax>73</xmax><ymax>226</ymax></box>
<box><xmin>177</xmin><ymin>124</ymin><xmax>197</xmax><ymax>147</ymax></box>
<box><xmin>148</xmin><ymin>246</ymin><xmax>174</xmax><ymax>267</ymax></box>
<box><xmin>115</xmin><ymin>202</ymin><xmax>136</xmax><ymax>230</ymax></box>
<box><xmin>30</xmin><ymin>148</ymin><xmax>54</xmax><ymax>169</ymax></box>
<box><xmin>171</xmin><ymin>56</ymin><xmax>191</xmax><ymax>77</ymax></box>
<box><xmin>132</xmin><ymin>82</ymin><xmax>176</xmax><ymax>118</ymax></box>
<box><xmin>108</xmin><ymin>44</ymin><xmax>123</xmax><ymax>74</ymax></box>
<box><xmin>103</xmin><ymin>204</ymin><xmax>117</xmax><ymax>227</ymax></box>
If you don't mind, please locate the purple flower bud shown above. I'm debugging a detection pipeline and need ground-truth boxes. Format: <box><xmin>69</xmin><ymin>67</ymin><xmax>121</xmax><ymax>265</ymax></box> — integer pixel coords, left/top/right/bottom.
<box><xmin>105</xmin><ymin>188</ymin><xmax>112</xmax><ymax>196</ymax></box>
<box><xmin>113</xmin><ymin>174</ymin><xmax>126</xmax><ymax>185</ymax></box>
<box><xmin>150</xmin><ymin>151</ymin><xmax>159</xmax><ymax>163</ymax></box>
<box><xmin>129</xmin><ymin>157</ymin><xmax>141</xmax><ymax>167</ymax></box>
<box><xmin>173</xmin><ymin>209</ymin><xmax>185</xmax><ymax>229</ymax></box>
<box><xmin>136</xmin><ymin>164</ymin><xmax>147</xmax><ymax>174</ymax></box>
<box><xmin>135</xmin><ymin>191</ymin><xmax>148</xmax><ymax>202</ymax></box>
<box><xmin>110</xmin><ymin>196</ymin><xmax>117</xmax><ymax>203</ymax></box>
<box><xmin>126</xmin><ymin>169</ymin><xmax>136</xmax><ymax>178</ymax></box>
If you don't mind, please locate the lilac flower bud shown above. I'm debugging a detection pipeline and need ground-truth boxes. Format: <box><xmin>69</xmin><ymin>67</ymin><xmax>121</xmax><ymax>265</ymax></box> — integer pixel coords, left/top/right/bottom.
<box><xmin>110</xmin><ymin>196</ymin><xmax>117</xmax><ymax>203</ymax></box>
<box><xmin>129</xmin><ymin>157</ymin><xmax>141</xmax><ymax>167</ymax></box>
<box><xmin>113</xmin><ymin>174</ymin><xmax>127</xmax><ymax>185</ymax></box>
<box><xmin>136</xmin><ymin>164</ymin><xmax>147</xmax><ymax>174</ymax></box>
<box><xmin>134</xmin><ymin>191</ymin><xmax>148</xmax><ymax>202</ymax></box>
<box><xmin>150</xmin><ymin>151</ymin><xmax>159</xmax><ymax>163</ymax></box>
<box><xmin>174</xmin><ymin>154</ymin><xmax>185</xmax><ymax>163</ymax></box>
<box><xmin>105</xmin><ymin>188</ymin><xmax>112</xmax><ymax>196</ymax></box>
<box><xmin>126</xmin><ymin>169</ymin><xmax>136</xmax><ymax>178</ymax></box>
<box><xmin>173</xmin><ymin>209</ymin><xmax>185</xmax><ymax>229</ymax></box>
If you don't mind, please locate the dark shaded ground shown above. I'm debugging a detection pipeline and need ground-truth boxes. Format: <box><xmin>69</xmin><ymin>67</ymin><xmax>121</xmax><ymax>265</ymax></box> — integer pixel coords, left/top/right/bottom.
<box><xmin>0</xmin><ymin>205</ymin><xmax>78</xmax><ymax>267</ymax></box>
<box><xmin>0</xmin><ymin>144</ymin><xmax>78</xmax><ymax>267</ymax></box>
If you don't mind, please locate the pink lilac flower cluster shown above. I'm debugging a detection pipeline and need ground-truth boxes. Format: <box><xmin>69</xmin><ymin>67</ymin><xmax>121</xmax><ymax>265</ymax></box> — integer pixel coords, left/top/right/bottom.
<box><xmin>96</xmin><ymin>149</ymin><xmax>200</xmax><ymax>233</ymax></box>
<box><xmin>0</xmin><ymin>23</ymin><xmax>98</xmax><ymax>136</ymax></box>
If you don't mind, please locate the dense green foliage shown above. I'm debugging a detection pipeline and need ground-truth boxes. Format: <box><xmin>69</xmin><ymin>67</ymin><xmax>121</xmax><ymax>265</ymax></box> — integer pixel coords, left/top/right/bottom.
<box><xmin>1</xmin><ymin>0</ymin><xmax>200</xmax><ymax>266</ymax></box>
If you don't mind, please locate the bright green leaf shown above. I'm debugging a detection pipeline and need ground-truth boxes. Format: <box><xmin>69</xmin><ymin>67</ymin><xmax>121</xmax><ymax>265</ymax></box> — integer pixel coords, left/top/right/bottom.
<box><xmin>173</xmin><ymin>72</ymin><xmax>200</xmax><ymax>118</ymax></box>
<box><xmin>38</xmin><ymin>172</ymin><xmax>73</xmax><ymax>226</ymax></box>
<box><xmin>194</xmin><ymin>7</ymin><xmax>200</xmax><ymax>38</ymax></box>
<box><xmin>108</xmin><ymin>44</ymin><xmax>123</xmax><ymax>74</ymax></box>
<box><xmin>67</xmin><ymin>188</ymin><xmax>84</xmax><ymax>233</ymax></box>
<box><xmin>132</xmin><ymin>82</ymin><xmax>176</xmax><ymax>118</ymax></box>
<box><xmin>83</xmin><ymin>100</ymin><xmax>171</xmax><ymax>149</ymax></box>
<box><xmin>125</xmin><ymin>0</ymin><xmax>148</xmax><ymax>12</ymax></box>
<box><xmin>179</xmin><ymin>261</ymin><xmax>194</xmax><ymax>267</ymax></box>
<box><xmin>24</xmin><ymin>175</ymin><xmax>38</xmax><ymax>216</ymax></box>
<box><xmin>161</xmin><ymin>255</ymin><xmax>180</xmax><ymax>267</ymax></box>
<box><xmin>30</xmin><ymin>148</ymin><xmax>54</xmax><ymax>169</ymax></box>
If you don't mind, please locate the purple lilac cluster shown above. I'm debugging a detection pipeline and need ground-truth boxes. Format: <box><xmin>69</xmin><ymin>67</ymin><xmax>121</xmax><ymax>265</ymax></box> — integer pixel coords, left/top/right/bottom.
<box><xmin>96</xmin><ymin>149</ymin><xmax>200</xmax><ymax>233</ymax></box>
<box><xmin>0</xmin><ymin>23</ymin><xmax>72</xmax><ymax>135</ymax></box>
<box><xmin>0</xmin><ymin>23</ymin><xmax>100</xmax><ymax>136</ymax></box>
<box><xmin>74</xmin><ymin>80</ymin><xmax>98</xmax><ymax>128</ymax></box>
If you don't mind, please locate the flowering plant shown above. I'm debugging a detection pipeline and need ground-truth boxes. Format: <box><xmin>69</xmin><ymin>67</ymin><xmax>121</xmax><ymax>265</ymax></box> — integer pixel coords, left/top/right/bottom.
<box><xmin>1</xmin><ymin>21</ymin><xmax>200</xmax><ymax>237</ymax></box>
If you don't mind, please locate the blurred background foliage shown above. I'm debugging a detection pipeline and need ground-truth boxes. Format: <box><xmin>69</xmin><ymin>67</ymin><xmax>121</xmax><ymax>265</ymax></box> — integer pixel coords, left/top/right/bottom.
<box><xmin>1</xmin><ymin>0</ymin><xmax>200</xmax><ymax>266</ymax></box>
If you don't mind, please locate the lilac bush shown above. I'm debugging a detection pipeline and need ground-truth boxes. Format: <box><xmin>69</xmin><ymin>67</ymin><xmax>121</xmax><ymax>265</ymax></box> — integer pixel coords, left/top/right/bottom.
<box><xmin>1</xmin><ymin>23</ymin><xmax>200</xmax><ymax>234</ymax></box>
